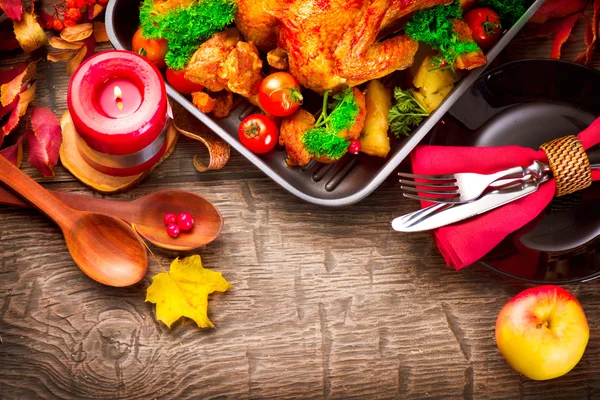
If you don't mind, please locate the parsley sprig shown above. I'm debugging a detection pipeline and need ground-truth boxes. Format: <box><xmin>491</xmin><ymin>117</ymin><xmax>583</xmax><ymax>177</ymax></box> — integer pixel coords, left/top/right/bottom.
<box><xmin>405</xmin><ymin>1</ymin><xmax>479</xmax><ymax>68</ymax></box>
<box><xmin>303</xmin><ymin>88</ymin><xmax>359</xmax><ymax>160</ymax></box>
<box><xmin>388</xmin><ymin>88</ymin><xmax>430</xmax><ymax>138</ymax></box>
<box><xmin>139</xmin><ymin>0</ymin><xmax>237</xmax><ymax>70</ymax></box>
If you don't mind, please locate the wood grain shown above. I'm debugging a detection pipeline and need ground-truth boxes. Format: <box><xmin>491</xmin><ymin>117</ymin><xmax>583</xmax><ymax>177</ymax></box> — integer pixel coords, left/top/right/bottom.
<box><xmin>2</xmin><ymin>17</ymin><xmax>600</xmax><ymax>400</ymax></box>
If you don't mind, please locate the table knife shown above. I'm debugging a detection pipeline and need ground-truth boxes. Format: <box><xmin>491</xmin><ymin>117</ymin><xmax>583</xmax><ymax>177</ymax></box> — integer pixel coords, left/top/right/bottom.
<box><xmin>392</xmin><ymin>175</ymin><xmax>548</xmax><ymax>232</ymax></box>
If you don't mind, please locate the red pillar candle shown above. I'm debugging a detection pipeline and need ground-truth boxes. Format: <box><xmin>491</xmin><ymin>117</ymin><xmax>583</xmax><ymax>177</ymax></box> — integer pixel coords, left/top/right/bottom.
<box><xmin>68</xmin><ymin>50</ymin><xmax>169</xmax><ymax>176</ymax></box>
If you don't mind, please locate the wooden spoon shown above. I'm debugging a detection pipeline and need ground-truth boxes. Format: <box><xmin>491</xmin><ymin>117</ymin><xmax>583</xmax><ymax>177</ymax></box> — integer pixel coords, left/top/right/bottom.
<box><xmin>0</xmin><ymin>155</ymin><xmax>148</xmax><ymax>287</ymax></box>
<box><xmin>0</xmin><ymin>187</ymin><xmax>223</xmax><ymax>251</ymax></box>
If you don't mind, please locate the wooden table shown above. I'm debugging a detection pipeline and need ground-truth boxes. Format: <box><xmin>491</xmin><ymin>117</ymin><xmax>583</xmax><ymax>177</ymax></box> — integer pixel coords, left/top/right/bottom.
<box><xmin>1</xmin><ymin>23</ymin><xmax>600</xmax><ymax>399</ymax></box>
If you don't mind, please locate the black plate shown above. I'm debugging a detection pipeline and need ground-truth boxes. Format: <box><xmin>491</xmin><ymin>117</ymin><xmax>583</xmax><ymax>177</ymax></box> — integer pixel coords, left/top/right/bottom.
<box><xmin>430</xmin><ymin>59</ymin><xmax>600</xmax><ymax>284</ymax></box>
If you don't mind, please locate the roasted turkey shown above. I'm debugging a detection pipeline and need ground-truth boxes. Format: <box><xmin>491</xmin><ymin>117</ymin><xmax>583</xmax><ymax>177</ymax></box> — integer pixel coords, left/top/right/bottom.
<box><xmin>235</xmin><ymin>0</ymin><xmax>454</xmax><ymax>93</ymax></box>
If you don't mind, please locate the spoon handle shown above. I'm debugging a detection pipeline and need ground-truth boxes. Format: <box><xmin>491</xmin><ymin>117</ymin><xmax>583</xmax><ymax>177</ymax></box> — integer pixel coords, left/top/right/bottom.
<box><xmin>0</xmin><ymin>156</ymin><xmax>77</xmax><ymax>225</ymax></box>
<box><xmin>0</xmin><ymin>186</ymin><xmax>138</xmax><ymax>222</ymax></box>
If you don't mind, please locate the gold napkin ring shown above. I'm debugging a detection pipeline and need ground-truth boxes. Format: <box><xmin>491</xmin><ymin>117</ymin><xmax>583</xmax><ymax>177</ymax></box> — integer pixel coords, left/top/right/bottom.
<box><xmin>540</xmin><ymin>135</ymin><xmax>592</xmax><ymax>197</ymax></box>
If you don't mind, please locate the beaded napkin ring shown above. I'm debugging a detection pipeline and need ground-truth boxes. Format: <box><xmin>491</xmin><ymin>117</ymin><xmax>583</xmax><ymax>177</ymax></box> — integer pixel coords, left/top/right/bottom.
<box><xmin>540</xmin><ymin>135</ymin><xmax>593</xmax><ymax>197</ymax></box>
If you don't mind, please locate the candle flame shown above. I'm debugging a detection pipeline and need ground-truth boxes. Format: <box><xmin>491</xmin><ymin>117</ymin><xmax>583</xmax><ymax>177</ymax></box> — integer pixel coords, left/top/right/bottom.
<box><xmin>114</xmin><ymin>85</ymin><xmax>122</xmax><ymax>100</ymax></box>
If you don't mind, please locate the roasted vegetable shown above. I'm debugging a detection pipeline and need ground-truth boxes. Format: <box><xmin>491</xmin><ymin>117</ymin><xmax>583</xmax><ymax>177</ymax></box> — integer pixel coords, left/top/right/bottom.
<box><xmin>360</xmin><ymin>80</ymin><xmax>391</xmax><ymax>158</ymax></box>
<box><xmin>412</xmin><ymin>55</ymin><xmax>460</xmax><ymax>113</ymax></box>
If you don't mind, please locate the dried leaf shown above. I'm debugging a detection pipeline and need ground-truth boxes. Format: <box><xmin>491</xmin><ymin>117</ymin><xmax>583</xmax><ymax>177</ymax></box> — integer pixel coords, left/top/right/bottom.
<box><xmin>67</xmin><ymin>45</ymin><xmax>86</xmax><ymax>75</ymax></box>
<box><xmin>0</xmin><ymin>96</ymin><xmax>17</xmax><ymax>119</ymax></box>
<box><xmin>550</xmin><ymin>13</ymin><xmax>584</xmax><ymax>59</ymax></box>
<box><xmin>26</xmin><ymin>106</ymin><xmax>62</xmax><ymax>177</ymax></box>
<box><xmin>0</xmin><ymin>61</ymin><xmax>34</xmax><ymax>106</ymax></box>
<box><xmin>47</xmin><ymin>50</ymin><xmax>75</xmax><ymax>62</ymax></box>
<box><xmin>0</xmin><ymin>0</ymin><xmax>23</xmax><ymax>21</ymax></box>
<box><xmin>575</xmin><ymin>0</ymin><xmax>600</xmax><ymax>65</ymax></box>
<box><xmin>93</xmin><ymin>21</ymin><xmax>108</xmax><ymax>42</ymax></box>
<box><xmin>37</xmin><ymin>10</ymin><xmax>53</xmax><ymax>26</ymax></box>
<box><xmin>60</xmin><ymin>23</ymin><xmax>93</xmax><ymax>42</ymax></box>
<box><xmin>88</xmin><ymin>3</ymin><xmax>104</xmax><ymax>20</ymax></box>
<box><xmin>0</xmin><ymin>20</ymin><xmax>19</xmax><ymax>51</ymax></box>
<box><xmin>13</xmin><ymin>10</ymin><xmax>47</xmax><ymax>52</ymax></box>
<box><xmin>146</xmin><ymin>255</ymin><xmax>231</xmax><ymax>329</ymax></box>
<box><xmin>530</xmin><ymin>0</ymin><xmax>588</xmax><ymax>24</ymax></box>
<box><xmin>0</xmin><ymin>133</ymin><xmax>24</xmax><ymax>167</ymax></box>
<box><xmin>49</xmin><ymin>36</ymin><xmax>84</xmax><ymax>50</ymax></box>
<box><xmin>2</xmin><ymin>81</ymin><xmax>36</xmax><ymax>136</ymax></box>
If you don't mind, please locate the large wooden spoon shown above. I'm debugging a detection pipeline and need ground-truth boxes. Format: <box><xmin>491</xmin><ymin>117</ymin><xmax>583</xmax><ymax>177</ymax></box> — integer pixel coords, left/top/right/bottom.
<box><xmin>0</xmin><ymin>155</ymin><xmax>148</xmax><ymax>287</ymax></box>
<box><xmin>0</xmin><ymin>188</ymin><xmax>223</xmax><ymax>251</ymax></box>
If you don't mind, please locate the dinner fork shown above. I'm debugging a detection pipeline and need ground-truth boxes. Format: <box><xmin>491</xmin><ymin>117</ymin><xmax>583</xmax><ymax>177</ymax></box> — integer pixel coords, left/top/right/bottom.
<box><xmin>398</xmin><ymin>160</ymin><xmax>550</xmax><ymax>204</ymax></box>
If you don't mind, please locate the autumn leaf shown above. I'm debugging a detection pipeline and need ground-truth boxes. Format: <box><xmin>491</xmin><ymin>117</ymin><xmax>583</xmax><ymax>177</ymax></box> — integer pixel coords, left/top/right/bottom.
<box><xmin>13</xmin><ymin>10</ymin><xmax>47</xmax><ymax>53</ymax></box>
<box><xmin>47</xmin><ymin>51</ymin><xmax>76</xmax><ymax>62</ymax></box>
<box><xmin>60</xmin><ymin>23</ymin><xmax>93</xmax><ymax>42</ymax></box>
<box><xmin>0</xmin><ymin>19</ymin><xmax>19</xmax><ymax>51</ymax></box>
<box><xmin>67</xmin><ymin>45</ymin><xmax>86</xmax><ymax>75</ymax></box>
<box><xmin>0</xmin><ymin>132</ymin><xmax>24</xmax><ymax>167</ymax></box>
<box><xmin>0</xmin><ymin>0</ymin><xmax>23</xmax><ymax>21</ymax></box>
<box><xmin>2</xmin><ymin>81</ymin><xmax>36</xmax><ymax>136</ymax></box>
<box><xmin>93</xmin><ymin>22</ymin><xmax>108</xmax><ymax>43</ymax></box>
<box><xmin>26</xmin><ymin>106</ymin><xmax>62</xmax><ymax>177</ymax></box>
<box><xmin>146</xmin><ymin>255</ymin><xmax>232</xmax><ymax>329</ymax></box>
<box><xmin>49</xmin><ymin>36</ymin><xmax>84</xmax><ymax>50</ymax></box>
<box><xmin>0</xmin><ymin>60</ymin><xmax>35</xmax><ymax>106</ymax></box>
<box><xmin>88</xmin><ymin>3</ymin><xmax>104</xmax><ymax>20</ymax></box>
<box><xmin>530</xmin><ymin>0</ymin><xmax>588</xmax><ymax>24</ymax></box>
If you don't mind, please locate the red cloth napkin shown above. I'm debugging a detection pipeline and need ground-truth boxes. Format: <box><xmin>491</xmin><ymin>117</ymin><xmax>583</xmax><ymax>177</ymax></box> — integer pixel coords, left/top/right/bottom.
<box><xmin>411</xmin><ymin>117</ymin><xmax>600</xmax><ymax>270</ymax></box>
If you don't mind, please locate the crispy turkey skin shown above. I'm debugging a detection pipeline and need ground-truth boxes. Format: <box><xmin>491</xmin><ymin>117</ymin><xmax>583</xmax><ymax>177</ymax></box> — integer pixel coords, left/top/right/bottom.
<box><xmin>235</xmin><ymin>0</ymin><xmax>453</xmax><ymax>93</ymax></box>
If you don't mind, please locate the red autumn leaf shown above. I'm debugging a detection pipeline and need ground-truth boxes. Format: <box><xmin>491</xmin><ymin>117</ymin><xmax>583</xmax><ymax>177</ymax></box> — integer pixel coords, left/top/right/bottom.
<box><xmin>0</xmin><ymin>95</ymin><xmax>17</xmax><ymax>119</ymax></box>
<box><xmin>37</xmin><ymin>10</ymin><xmax>53</xmax><ymax>26</ymax></box>
<box><xmin>0</xmin><ymin>0</ymin><xmax>23</xmax><ymax>21</ymax></box>
<box><xmin>0</xmin><ymin>19</ymin><xmax>19</xmax><ymax>51</ymax></box>
<box><xmin>575</xmin><ymin>0</ymin><xmax>600</xmax><ymax>65</ymax></box>
<box><xmin>0</xmin><ymin>61</ymin><xmax>26</xmax><ymax>85</ymax></box>
<box><xmin>2</xmin><ymin>81</ymin><xmax>36</xmax><ymax>137</ymax></box>
<box><xmin>530</xmin><ymin>0</ymin><xmax>588</xmax><ymax>24</ymax></box>
<box><xmin>550</xmin><ymin>13</ymin><xmax>584</xmax><ymax>59</ymax></box>
<box><xmin>0</xmin><ymin>61</ymin><xmax>35</xmax><ymax>106</ymax></box>
<box><xmin>0</xmin><ymin>132</ymin><xmax>24</xmax><ymax>167</ymax></box>
<box><xmin>26</xmin><ymin>106</ymin><xmax>62</xmax><ymax>177</ymax></box>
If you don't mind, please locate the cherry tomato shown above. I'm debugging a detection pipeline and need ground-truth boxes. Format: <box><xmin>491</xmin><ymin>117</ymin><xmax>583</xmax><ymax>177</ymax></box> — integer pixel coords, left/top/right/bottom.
<box><xmin>258</xmin><ymin>72</ymin><xmax>303</xmax><ymax>117</ymax></box>
<box><xmin>464</xmin><ymin>8</ymin><xmax>502</xmax><ymax>50</ymax></box>
<box><xmin>238</xmin><ymin>114</ymin><xmax>279</xmax><ymax>154</ymax></box>
<box><xmin>132</xmin><ymin>28</ymin><xmax>168</xmax><ymax>69</ymax></box>
<box><xmin>166</xmin><ymin>68</ymin><xmax>205</xmax><ymax>94</ymax></box>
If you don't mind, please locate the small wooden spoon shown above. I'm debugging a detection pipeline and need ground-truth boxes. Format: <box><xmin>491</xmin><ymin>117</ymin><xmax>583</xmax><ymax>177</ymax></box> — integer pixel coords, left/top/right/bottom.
<box><xmin>0</xmin><ymin>155</ymin><xmax>148</xmax><ymax>287</ymax></box>
<box><xmin>0</xmin><ymin>188</ymin><xmax>223</xmax><ymax>251</ymax></box>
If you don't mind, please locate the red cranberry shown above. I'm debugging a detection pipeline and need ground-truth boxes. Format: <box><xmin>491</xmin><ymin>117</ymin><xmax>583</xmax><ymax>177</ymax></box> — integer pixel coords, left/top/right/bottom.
<box><xmin>164</xmin><ymin>213</ymin><xmax>177</xmax><ymax>226</ymax></box>
<box><xmin>166</xmin><ymin>223</ymin><xmax>180</xmax><ymax>238</ymax></box>
<box><xmin>348</xmin><ymin>139</ymin><xmax>361</xmax><ymax>155</ymax></box>
<box><xmin>177</xmin><ymin>212</ymin><xmax>194</xmax><ymax>231</ymax></box>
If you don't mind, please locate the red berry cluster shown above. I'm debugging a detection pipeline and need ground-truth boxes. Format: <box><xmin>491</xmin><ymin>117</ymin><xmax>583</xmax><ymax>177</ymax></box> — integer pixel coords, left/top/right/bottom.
<box><xmin>46</xmin><ymin>0</ymin><xmax>103</xmax><ymax>32</ymax></box>
<box><xmin>164</xmin><ymin>212</ymin><xmax>195</xmax><ymax>238</ymax></box>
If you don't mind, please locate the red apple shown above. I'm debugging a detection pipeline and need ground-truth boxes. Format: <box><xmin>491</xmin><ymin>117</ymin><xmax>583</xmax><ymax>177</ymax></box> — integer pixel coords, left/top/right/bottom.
<box><xmin>495</xmin><ymin>285</ymin><xmax>589</xmax><ymax>381</ymax></box>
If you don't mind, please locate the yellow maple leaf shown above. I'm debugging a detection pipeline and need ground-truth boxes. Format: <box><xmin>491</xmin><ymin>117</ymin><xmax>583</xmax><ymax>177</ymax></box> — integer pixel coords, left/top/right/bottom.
<box><xmin>146</xmin><ymin>255</ymin><xmax>231</xmax><ymax>329</ymax></box>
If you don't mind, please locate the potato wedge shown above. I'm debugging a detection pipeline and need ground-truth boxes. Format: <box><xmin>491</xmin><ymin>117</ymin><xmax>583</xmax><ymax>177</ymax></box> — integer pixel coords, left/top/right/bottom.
<box><xmin>413</xmin><ymin>55</ymin><xmax>458</xmax><ymax>95</ymax></box>
<box><xmin>413</xmin><ymin>55</ymin><xmax>460</xmax><ymax>113</ymax></box>
<box><xmin>360</xmin><ymin>80</ymin><xmax>392</xmax><ymax>158</ymax></box>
